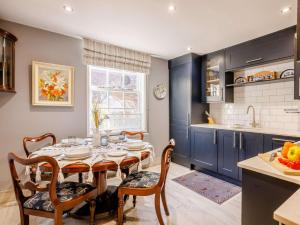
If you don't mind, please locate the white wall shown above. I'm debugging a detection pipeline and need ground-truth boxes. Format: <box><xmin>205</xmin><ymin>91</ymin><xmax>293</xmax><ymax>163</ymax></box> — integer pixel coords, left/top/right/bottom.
<box><xmin>210</xmin><ymin>60</ymin><xmax>300</xmax><ymax>131</ymax></box>
<box><xmin>0</xmin><ymin>19</ymin><xmax>169</xmax><ymax>189</ymax></box>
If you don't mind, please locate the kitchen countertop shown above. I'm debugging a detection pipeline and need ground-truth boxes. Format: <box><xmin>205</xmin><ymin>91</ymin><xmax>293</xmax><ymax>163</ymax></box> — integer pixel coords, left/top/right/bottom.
<box><xmin>274</xmin><ymin>189</ymin><xmax>300</xmax><ymax>225</ymax></box>
<box><xmin>191</xmin><ymin>123</ymin><xmax>300</xmax><ymax>138</ymax></box>
<box><xmin>238</xmin><ymin>147</ymin><xmax>300</xmax><ymax>225</ymax></box>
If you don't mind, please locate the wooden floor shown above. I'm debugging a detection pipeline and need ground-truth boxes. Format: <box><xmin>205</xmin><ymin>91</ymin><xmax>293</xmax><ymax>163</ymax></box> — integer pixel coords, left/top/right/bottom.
<box><xmin>0</xmin><ymin>163</ymin><xmax>241</xmax><ymax>225</ymax></box>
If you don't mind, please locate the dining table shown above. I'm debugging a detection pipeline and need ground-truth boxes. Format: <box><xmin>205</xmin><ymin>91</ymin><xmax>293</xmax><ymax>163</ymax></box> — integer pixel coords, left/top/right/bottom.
<box><xmin>28</xmin><ymin>138</ymin><xmax>153</xmax><ymax>217</ymax></box>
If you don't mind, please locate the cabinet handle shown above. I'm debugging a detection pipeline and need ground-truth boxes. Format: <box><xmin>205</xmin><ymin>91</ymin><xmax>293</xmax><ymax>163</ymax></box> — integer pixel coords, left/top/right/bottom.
<box><xmin>213</xmin><ymin>130</ymin><xmax>217</xmax><ymax>145</ymax></box>
<box><xmin>246</xmin><ymin>58</ymin><xmax>263</xmax><ymax>64</ymax></box>
<box><xmin>187</xmin><ymin>113</ymin><xmax>190</xmax><ymax>126</ymax></box>
<box><xmin>272</xmin><ymin>138</ymin><xmax>295</xmax><ymax>143</ymax></box>
<box><xmin>221</xmin><ymin>87</ymin><xmax>224</xmax><ymax>101</ymax></box>
<box><xmin>239</xmin><ymin>132</ymin><xmax>243</xmax><ymax>150</ymax></box>
<box><xmin>233</xmin><ymin>132</ymin><xmax>236</xmax><ymax>148</ymax></box>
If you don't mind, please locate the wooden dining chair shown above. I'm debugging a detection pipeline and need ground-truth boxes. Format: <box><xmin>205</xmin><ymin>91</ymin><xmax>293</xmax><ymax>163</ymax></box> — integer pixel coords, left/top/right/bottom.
<box><xmin>117</xmin><ymin>139</ymin><xmax>175</xmax><ymax>225</ymax></box>
<box><xmin>8</xmin><ymin>152</ymin><xmax>97</xmax><ymax>225</ymax></box>
<box><xmin>23</xmin><ymin>133</ymin><xmax>83</xmax><ymax>183</ymax></box>
<box><xmin>120</xmin><ymin>131</ymin><xmax>144</xmax><ymax>141</ymax></box>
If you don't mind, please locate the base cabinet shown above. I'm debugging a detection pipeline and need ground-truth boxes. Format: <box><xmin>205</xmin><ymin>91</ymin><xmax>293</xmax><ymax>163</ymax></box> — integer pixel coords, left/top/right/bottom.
<box><xmin>191</xmin><ymin>127</ymin><xmax>218</xmax><ymax>172</ymax></box>
<box><xmin>217</xmin><ymin>130</ymin><xmax>239</xmax><ymax>179</ymax></box>
<box><xmin>170</xmin><ymin>124</ymin><xmax>190</xmax><ymax>167</ymax></box>
<box><xmin>263</xmin><ymin>134</ymin><xmax>300</xmax><ymax>152</ymax></box>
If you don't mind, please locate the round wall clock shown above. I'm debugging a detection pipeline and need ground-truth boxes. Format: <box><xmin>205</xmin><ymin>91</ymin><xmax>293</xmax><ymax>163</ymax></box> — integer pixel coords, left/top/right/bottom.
<box><xmin>153</xmin><ymin>84</ymin><xmax>167</xmax><ymax>100</ymax></box>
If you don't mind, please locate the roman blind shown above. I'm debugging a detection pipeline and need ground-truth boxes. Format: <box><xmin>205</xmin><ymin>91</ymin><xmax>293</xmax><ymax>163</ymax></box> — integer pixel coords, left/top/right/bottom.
<box><xmin>83</xmin><ymin>38</ymin><xmax>151</xmax><ymax>74</ymax></box>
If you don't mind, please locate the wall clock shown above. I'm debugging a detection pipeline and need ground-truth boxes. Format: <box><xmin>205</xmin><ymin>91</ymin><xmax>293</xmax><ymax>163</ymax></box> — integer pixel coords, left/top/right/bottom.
<box><xmin>153</xmin><ymin>84</ymin><xmax>167</xmax><ymax>100</ymax></box>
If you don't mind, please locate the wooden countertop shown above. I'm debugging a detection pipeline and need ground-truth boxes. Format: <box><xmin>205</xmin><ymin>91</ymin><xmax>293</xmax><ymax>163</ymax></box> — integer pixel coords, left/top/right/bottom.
<box><xmin>238</xmin><ymin>151</ymin><xmax>300</xmax><ymax>185</ymax></box>
<box><xmin>274</xmin><ymin>189</ymin><xmax>300</xmax><ymax>225</ymax></box>
<box><xmin>191</xmin><ymin>124</ymin><xmax>300</xmax><ymax>138</ymax></box>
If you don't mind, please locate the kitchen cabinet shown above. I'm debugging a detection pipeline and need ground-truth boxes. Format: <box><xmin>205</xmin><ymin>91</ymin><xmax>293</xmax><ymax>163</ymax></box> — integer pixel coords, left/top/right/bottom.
<box><xmin>169</xmin><ymin>54</ymin><xmax>208</xmax><ymax>167</ymax></box>
<box><xmin>217</xmin><ymin>130</ymin><xmax>239</xmax><ymax>179</ymax></box>
<box><xmin>263</xmin><ymin>134</ymin><xmax>300</xmax><ymax>152</ymax></box>
<box><xmin>202</xmin><ymin>50</ymin><xmax>234</xmax><ymax>103</ymax></box>
<box><xmin>225</xmin><ymin>26</ymin><xmax>295</xmax><ymax>71</ymax></box>
<box><xmin>238</xmin><ymin>132</ymin><xmax>264</xmax><ymax>180</ymax></box>
<box><xmin>190</xmin><ymin>127</ymin><xmax>218</xmax><ymax>172</ymax></box>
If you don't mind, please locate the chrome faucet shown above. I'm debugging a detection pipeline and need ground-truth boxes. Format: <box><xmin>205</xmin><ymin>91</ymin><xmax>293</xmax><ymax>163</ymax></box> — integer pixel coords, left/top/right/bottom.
<box><xmin>247</xmin><ymin>105</ymin><xmax>258</xmax><ymax>128</ymax></box>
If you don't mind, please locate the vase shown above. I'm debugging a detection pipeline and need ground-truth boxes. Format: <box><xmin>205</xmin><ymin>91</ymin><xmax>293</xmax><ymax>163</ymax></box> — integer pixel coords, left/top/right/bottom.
<box><xmin>92</xmin><ymin>128</ymin><xmax>101</xmax><ymax>147</ymax></box>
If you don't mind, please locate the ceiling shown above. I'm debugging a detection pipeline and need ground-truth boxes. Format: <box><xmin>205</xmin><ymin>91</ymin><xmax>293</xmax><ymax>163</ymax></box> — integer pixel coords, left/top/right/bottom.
<box><xmin>0</xmin><ymin>0</ymin><xmax>297</xmax><ymax>59</ymax></box>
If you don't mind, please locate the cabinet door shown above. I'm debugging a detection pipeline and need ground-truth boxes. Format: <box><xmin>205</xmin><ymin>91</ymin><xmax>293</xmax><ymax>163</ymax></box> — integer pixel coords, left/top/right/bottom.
<box><xmin>170</xmin><ymin>124</ymin><xmax>190</xmax><ymax>167</ymax></box>
<box><xmin>225</xmin><ymin>26</ymin><xmax>295</xmax><ymax>71</ymax></box>
<box><xmin>169</xmin><ymin>63</ymin><xmax>191</xmax><ymax>126</ymax></box>
<box><xmin>191</xmin><ymin>127</ymin><xmax>218</xmax><ymax>172</ymax></box>
<box><xmin>203</xmin><ymin>51</ymin><xmax>225</xmax><ymax>103</ymax></box>
<box><xmin>263</xmin><ymin>135</ymin><xmax>300</xmax><ymax>152</ymax></box>
<box><xmin>218</xmin><ymin>130</ymin><xmax>239</xmax><ymax>179</ymax></box>
<box><xmin>238</xmin><ymin>132</ymin><xmax>264</xmax><ymax>180</ymax></box>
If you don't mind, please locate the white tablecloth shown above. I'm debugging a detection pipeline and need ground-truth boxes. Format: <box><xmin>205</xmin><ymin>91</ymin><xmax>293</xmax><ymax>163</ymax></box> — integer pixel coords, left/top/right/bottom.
<box><xmin>26</xmin><ymin>141</ymin><xmax>155</xmax><ymax>183</ymax></box>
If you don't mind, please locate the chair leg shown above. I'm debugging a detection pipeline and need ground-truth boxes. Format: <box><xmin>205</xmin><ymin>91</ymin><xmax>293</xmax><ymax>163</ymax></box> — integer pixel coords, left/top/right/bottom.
<box><xmin>54</xmin><ymin>210</ymin><xmax>63</xmax><ymax>225</ymax></box>
<box><xmin>19</xmin><ymin>207</ymin><xmax>29</xmax><ymax>225</ymax></box>
<box><xmin>161</xmin><ymin>187</ymin><xmax>170</xmax><ymax>216</ymax></box>
<box><xmin>89</xmin><ymin>200</ymin><xmax>96</xmax><ymax>225</ymax></box>
<box><xmin>132</xmin><ymin>195</ymin><xmax>137</xmax><ymax>207</ymax></box>
<box><xmin>78</xmin><ymin>172</ymin><xmax>83</xmax><ymax>183</ymax></box>
<box><xmin>118</xmin><ymin>193</ymin><xmax>124</xmax><ymax>225</ymax></box>
<box><xmin>155</xmin><ymin>192</ymin><xmax>164</xmax><ymax>225</ymax></box>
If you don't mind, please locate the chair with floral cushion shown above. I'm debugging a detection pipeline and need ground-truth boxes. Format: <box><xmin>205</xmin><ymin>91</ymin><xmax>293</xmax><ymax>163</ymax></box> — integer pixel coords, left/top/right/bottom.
<box><xmin>8</xmin><ymin>152</ymin><xmax>97</xmax><ymax>225</ymax></box>
<box><xmin>23</xmin><ymin>133</ymin><xmax>83</xmax><ymax>183</ymax></box>
<box><xmin>117</xmin><ymin>139</ymin><xmax>175</xmax><ymax>225</ymax></box>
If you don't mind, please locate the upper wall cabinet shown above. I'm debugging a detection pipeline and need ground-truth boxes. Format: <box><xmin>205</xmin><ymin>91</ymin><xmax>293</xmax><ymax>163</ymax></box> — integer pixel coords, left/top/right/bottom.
<box><xmin>202</xmin><ymin>50</ymin><xmax>234</xmax><ymax>103</ymax></box>
<box><xmin>225</xmin><ymin>26</ymin><xmax>295</xmax><ymax>71</ymax></box>
<box><xmin>0</xmin><ymin>28</ymin><xmax>17</xmax><ymax>93</ymax></box>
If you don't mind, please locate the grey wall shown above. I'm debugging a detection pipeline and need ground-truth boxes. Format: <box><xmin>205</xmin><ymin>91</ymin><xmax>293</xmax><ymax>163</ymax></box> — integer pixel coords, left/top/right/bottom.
<box><xmin>0</xmin><ymin>19</ymin><xmax>169</xmax><ymax>189</ymax></box>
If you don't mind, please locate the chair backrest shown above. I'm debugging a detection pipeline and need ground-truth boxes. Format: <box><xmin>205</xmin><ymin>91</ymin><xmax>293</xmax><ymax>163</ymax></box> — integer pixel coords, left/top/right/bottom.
<box><xmin>121</xmin><ymin>131</ymin><xmax>144</xmax><ymax>140</ymax></box>
<box><xmin>8</xmin><ymin>153</ymin><xmax>59</xmax><ymax>206</ymax></box>
<box><xmin>158</xmin><ymin>139</ymin><xmax>175</xmax><ymax>187</ymax></box>
<box><xmin>23</xmin><ymin>133</ymin><xmax>56</xmax><ymax>157</ymax></box>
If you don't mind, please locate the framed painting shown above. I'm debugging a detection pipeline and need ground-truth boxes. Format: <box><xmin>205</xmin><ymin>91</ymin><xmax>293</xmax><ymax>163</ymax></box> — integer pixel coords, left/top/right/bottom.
<box><xmin>32</xmin><ymin>61</ymin><xmax>74</xmax><ymax>106</ymax></box>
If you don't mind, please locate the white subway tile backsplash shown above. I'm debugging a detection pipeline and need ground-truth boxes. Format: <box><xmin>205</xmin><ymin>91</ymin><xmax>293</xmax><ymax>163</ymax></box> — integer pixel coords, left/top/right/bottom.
<box><xmin>210</xmin><ymin>61</ymin><xmax>300</xmax><ymax>131</ymax></box>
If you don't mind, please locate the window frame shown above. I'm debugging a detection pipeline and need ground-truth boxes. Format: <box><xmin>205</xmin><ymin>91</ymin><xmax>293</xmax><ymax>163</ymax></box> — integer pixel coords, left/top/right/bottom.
<box><xmin>87</xmin><ymin>65</ymin><xmax>148</xmax><ymax>136</ymax></box>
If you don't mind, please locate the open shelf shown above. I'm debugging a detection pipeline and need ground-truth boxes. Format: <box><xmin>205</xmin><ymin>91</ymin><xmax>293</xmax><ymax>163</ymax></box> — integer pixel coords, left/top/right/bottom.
<box><xmin>226</xmin><ymin>77</ymin><xmax>294</xmax><ymax>88</ymax></box>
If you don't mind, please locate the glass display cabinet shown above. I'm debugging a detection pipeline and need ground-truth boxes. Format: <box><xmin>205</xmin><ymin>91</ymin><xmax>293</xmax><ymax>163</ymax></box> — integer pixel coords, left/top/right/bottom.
<box><xmin>0</xmin><ymin>28</ymin><xmax>17</xmax><ymax>93</ymax></box>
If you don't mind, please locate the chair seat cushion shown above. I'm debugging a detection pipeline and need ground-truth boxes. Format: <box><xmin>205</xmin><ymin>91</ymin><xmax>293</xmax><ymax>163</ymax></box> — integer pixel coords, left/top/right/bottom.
<box><xmin>120</xmin><ymin>171</ymin><xmax>160</xmax><ymax>188</ymax></box>
<box><xmin>23</xmin><ymin>182</ymin><xmax>95</xmax><ymax>212</ymax></box>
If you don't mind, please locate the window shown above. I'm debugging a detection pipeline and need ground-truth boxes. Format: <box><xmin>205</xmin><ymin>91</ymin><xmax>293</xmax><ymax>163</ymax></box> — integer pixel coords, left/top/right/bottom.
<box><xmin>87</xmin><ymin>65</ymin><xmax>147</xmax><ymax>134</ymax></box>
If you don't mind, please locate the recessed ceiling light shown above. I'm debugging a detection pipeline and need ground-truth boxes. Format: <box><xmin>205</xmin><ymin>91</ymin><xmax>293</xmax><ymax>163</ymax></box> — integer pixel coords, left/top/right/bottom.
<box><xmin>168</xmin><ymin>4</ymin><xmax>176</xmax><ymax>12</ymax></box>
<box><xmin>63</xmin><ymin>5</ymin><xmax>74</xmax><ymax>13</ymax></box>
<box><xmin>281</xmin><ymin>6</ymin><xmax>291</xmax><ymax>15</ymax></box>
<box><xmin>187</xmin><ymin>46</ymin><xmax>192</xmax><ymax>51</ymax></box>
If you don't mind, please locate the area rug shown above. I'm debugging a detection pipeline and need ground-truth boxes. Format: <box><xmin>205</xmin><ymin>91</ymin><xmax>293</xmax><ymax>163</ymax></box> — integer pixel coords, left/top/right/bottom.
<box><xmin>172</xmin><ymin>171</ymin><xmax>241</xmax><ymax>204</ymax></box>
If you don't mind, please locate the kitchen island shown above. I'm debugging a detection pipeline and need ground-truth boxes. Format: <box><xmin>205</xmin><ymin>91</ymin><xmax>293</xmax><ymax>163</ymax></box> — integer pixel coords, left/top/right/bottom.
<box><xmin>238</xmin><ymin>151</ymin><xmax>300</xmax><ymax>225</ymax></box>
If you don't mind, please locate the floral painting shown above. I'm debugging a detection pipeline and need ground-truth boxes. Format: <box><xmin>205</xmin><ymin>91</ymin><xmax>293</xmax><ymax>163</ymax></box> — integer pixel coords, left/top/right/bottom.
<box><xmin>32</xmin><ymin>61</ymin><xmax>74</xmax><ymax>106</ymax></box>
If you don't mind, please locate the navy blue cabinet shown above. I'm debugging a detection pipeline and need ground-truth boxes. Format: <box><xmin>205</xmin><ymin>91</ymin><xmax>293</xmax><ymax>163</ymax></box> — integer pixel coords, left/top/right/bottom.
<box><xmin>169</xmin><ymin>54</ymin><xmax>209</xmax><ymax>167</ymax></box>
<box><xmin>190</xmin><ymin>127</ymin><xmax>218</xmax><ymax>172</ymax></box>
<box><xmin>217</xmin><ymin>130</ymin><xmax>239</xmax><ymax>179</ymax></box>
<box><xmin>263</xmin><ymin>135</ymin><xmax>300</xmax><ymax>152</ymax></box>
<box><xmin>238</xmin><ymin>132</ymin><xmax>264</xmax><ymax>180</ymax></box>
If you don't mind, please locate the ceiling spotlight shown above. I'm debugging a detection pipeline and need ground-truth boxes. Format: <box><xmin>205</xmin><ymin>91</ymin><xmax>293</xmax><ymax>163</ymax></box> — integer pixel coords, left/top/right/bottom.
<box><xmin>281</xmin><ymin>6</ymin><xmax>291</xmax><ymax>15</ymax></box>
<box><xmin>187</xmin><ymin>46</ymin><xmax>192</xmax><ymax>51</ymax></box>
<box><xmin>63</xmin><ymin>5</ymin><xmax>74</xmax><ymax>13</ymax></box>
<box><xmin>168</xmin><ymin>4</ymin><xmax>176</xmax><ymax>12</ymax></box>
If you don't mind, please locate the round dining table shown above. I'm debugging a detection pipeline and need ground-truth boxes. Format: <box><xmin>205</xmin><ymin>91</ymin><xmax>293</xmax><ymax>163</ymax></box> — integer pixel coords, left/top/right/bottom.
<box><xmin>41</xmin><ymin>149</ymin><xmax>151</xmax><ymax>216</ymax></box>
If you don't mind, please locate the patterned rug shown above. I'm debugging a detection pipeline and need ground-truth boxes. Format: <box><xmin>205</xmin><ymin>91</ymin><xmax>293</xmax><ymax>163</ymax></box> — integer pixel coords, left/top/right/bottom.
<box><xmin>172</xmin><ymin>171</ymin><xmax>241</xmax><ymax>204</ymax></box>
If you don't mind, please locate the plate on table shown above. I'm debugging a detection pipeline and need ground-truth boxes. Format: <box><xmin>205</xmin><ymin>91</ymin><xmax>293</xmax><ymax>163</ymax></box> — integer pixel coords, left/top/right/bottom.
<box><xmin>125</xmin><ymin>142</ymin><xmax>148</xmax><ymax>151</ymax></box>
<box><xmin>63</xmin><ymin>154</ymin><xmax>92</xmax><ymax>161</ymax></box>
<box><xmin>64</xmin><ymin>147</ymin><xmax>92</xmax><ymax>159</ymax></box>
<box><xmin>107</xmin><ymin>150</ymin><xmax>128</xmax><ymax>157</ymax></box>
<box><xmin>61</xmin><ymin>138</ymin><xmax>86</xmax><ymax>145</ymax></box>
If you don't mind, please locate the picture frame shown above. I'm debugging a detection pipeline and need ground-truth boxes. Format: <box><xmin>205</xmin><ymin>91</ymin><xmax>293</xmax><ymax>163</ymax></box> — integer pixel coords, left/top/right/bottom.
<box><xmin>32</xmin><ymin>61</ymin><xmax>74</xmax><ymax>106</ymax></box>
